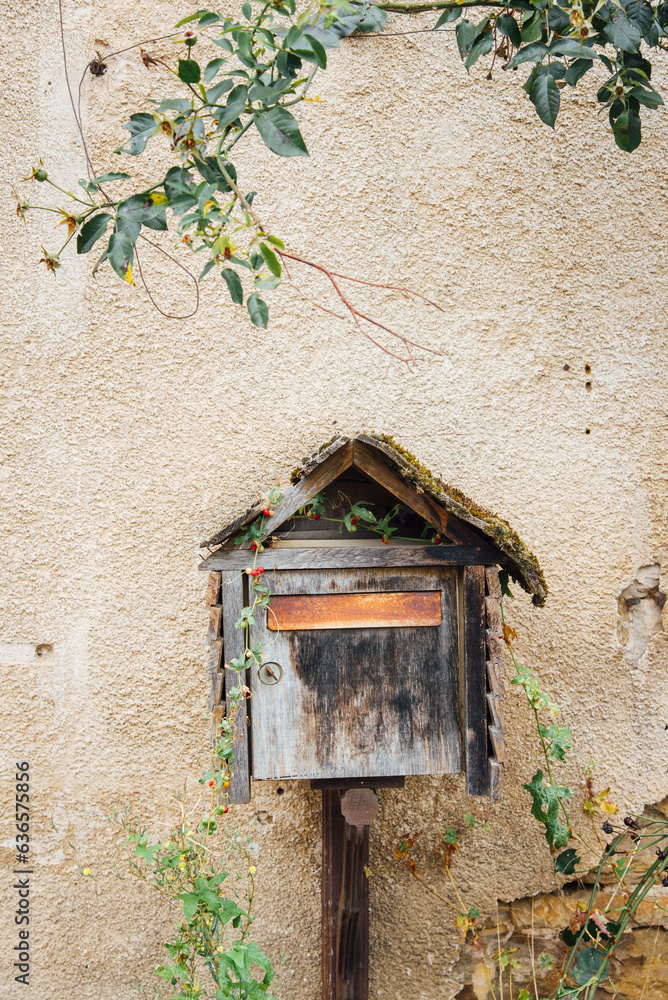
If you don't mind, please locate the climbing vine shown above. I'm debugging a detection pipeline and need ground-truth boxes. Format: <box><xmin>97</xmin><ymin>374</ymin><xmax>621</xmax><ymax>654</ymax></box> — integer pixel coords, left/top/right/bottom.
<box><xmin>18</xmin><ymin>0</ymin><xmax>667</xmax><ymax>358</ymax></box>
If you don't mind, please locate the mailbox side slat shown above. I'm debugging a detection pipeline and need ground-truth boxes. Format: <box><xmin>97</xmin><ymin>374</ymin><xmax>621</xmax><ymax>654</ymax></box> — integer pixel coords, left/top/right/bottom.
<box><xmin>222</xmin><ymin>570</ymin><xmax>251</xmax><ymax>803</ymax></box>
<box><xmin>464</xmin><ymin>565</ymin><xmax>488</xmax><ymax>796</ymax></box>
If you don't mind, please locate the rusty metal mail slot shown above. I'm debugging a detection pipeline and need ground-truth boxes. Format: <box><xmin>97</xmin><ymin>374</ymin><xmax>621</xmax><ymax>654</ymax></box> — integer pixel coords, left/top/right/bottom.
<box><xmin>266</xmin><ymin>591</ymin><xmax>442</xmax><ymax>631</ymax></box>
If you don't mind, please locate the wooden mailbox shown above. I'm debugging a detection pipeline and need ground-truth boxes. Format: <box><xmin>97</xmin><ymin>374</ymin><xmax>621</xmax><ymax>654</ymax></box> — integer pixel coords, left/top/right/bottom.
<box><xmin>200</xmin><ymin>434</ymin><xmax>546</xmax><ymax>999</ymax></box>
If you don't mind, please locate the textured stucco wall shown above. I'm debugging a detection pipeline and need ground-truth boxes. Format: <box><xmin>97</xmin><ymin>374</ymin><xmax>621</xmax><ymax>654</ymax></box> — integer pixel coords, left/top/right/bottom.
<box><xmin>1</xmin><ymin>0</ymin><xmax>667</xmax><ymax>997</ymax></box>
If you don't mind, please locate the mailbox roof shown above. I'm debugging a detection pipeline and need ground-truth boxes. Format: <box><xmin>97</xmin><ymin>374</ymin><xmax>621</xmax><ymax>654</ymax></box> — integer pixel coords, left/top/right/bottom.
<box><xmin>201</xmin><ymin>433</ymin><xmax>547</xmax><ymax>606</ymax></box>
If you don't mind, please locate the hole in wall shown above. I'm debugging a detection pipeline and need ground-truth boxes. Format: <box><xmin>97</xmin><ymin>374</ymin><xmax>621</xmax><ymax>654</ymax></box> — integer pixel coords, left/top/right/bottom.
<box><xmin>585</xmin><ymin>363</ymin><xmax>591</xmax><ymax>373</ymax></box>
<box><xmin>585</xmin><ymin>381</ymin><xmax>592</xmax><ymax>392</ymax></box>
<box><xmin>585</xmin><ymin>428</ymin><xmax>591</xmax><ymax>434</ymax></box>
<box><xmin>617</xmin><ymin>564</ymin><xmax>665</xmax><ymax>667</ymax></box>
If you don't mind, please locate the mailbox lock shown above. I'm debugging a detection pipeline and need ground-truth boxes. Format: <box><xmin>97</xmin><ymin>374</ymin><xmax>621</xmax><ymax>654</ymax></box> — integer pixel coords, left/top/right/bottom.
<box><xmin>258</xmin><ymin>661</ymin><xmax>283</xmax><ymax>686</ymax></box>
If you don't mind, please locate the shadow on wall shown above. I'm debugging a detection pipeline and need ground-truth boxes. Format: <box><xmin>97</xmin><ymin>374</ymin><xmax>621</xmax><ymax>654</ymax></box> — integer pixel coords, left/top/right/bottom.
<box><xmin>617</xmin><ymin>564</ymin><xmax>665</xmax><ymax>668</ymax></box>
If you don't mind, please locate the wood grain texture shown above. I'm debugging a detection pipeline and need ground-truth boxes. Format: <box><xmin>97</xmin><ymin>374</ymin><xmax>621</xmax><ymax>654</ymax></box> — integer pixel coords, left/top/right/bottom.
<box><xmin>485</xmin><ymin>595</ymin><xmax>502</xmax><ymax>636</ymax></box>
<box><xmin>244</xmin><ymin>441</ymin><xmax>354</xmax><ymax>547</ymax></box>
<box><xmin>489</xmin><ymin>759</ymin><xmax>503</xmax><ymax>803</ymax></box>
<box><xmin>207</xmin><ymin>638</ymin><xmax>223</xmax><ymax>682</ymax></box>
<box><xmin>353</xmin><ymin>440</ymin><xmax>497</xmax><ymax>551</ymax></box>
<box><xmin>322</xmin><ymin>789</ymin><xmax>370</xmax><ymax>1000</ymax></box>
<box><xmin>484</xmin><ymin>565</ymin><xmax>502</xmax><ymax>599</ymax></box>
<box><xmin>464</xmin><ymin>565</ymin><xmax>489</xmax><ymax>797</ymax></box>
<box><xmin>206</xmin><ymin>571</ymin><xmax>222</xmax><ymax>607</ymax></box>
<box><xmin>201</xmin><ymin>544</ymin><xmax>493</xmax><ymax>572</ymax></box>
<box><xmin>250</xmin><ymin>567</ymin><xmax>461</xmax><ymax>779</ymax></box>
<box><xmin>222</xmin><ymin>571</ymin><xmax>251</xmax><ymax>804</ymax></box>
<box><xmin>266</xmin><ymin>591</ymin><xmax>442</xmax><ymax>631</ymax></box>
<box><xmin>208</xmin><ymin>669</ymin><xmax>225</xmax><ymax>712</ymax></box>
<box><xmin>208</xmin><ymin>605</ymin><xmax>223</xmax><ymax>642</ymax></box>
<box><xmin>488</xmin><ymin>724</ymin><xmax>506</xmax><ymax>765</ymax></box>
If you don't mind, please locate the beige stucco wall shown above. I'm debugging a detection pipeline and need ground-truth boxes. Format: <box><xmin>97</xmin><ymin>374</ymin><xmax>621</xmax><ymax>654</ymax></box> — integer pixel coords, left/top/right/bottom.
<box><xmin>1</xmin><ymin>0</ymin><xmax>668</xmax><ymax>997</ymax></box>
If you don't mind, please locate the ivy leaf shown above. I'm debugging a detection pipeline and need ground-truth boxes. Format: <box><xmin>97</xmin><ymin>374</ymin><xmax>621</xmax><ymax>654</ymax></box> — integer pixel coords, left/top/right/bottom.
<box><xmin>247</xmin><ymin>292</ymin><xmax>269</xmax><ymax>328</ymax></box>
<box><xmin>254</xmin><ymin>107</ymin><xmax>308</xmax><ymax>157</ymax></box>
<box><xmin>555</xmin><ymin>848</ymin><xmax>580</xmax><ymax>875</ymax></box>
<box><xmin>603</xmin><ymin>10</ymin><xmax>642</xmax><ymax>52</ymax></box>
<box><xmin>259</xmin><ymin>242</ymin><xmax>281</xmax><ymax>277</ymax></box>
<box><xmin>613</xmin><ymin>108</ymin><xmax>641</xmax><ymax>151</ymax></box>
<box><xmin>523</xmin><ymin>769</ymin><xmax>572</xmax><ymax>850</ymax></box>
<box><xmin>530</xmin><ymin>72</ymin><xmax>560</xmax><ymax>128</ymax></box>
<box><xmin>77</xmin><ymin>213</ymin><xmax>111</xmax><ymax>254</ymax></box>
<box><xmin>178</xmin><ymin>58</ymin><xmax>201</xmax><ymax>84</ymax></box>
<box><xmin>571</xmin><ymin>947</ymin><xmax>609</xmax><ymax>986</ymax></box>
<box><xmin>539</xmin><ymin>723</ymin><xmax>573</xmax><ymax>761</ymax></box>
<box><xmin>221</xmin><ymin>267</ymin><xmax>244</xmax><ymax>305</ymax></box>
<box><xmin>116</xmin><ymin>113</ymin><xmax>159</xmax><ymax>155</ymax></box>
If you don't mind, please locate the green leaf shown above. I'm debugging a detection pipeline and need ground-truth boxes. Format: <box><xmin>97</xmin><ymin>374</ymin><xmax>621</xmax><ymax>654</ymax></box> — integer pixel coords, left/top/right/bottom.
<box><xmin>356</xmin><ymin>5</ymin><xmax>388</xmax><ymax>32</ymax></box>
<box><xmin>539</xmin><ymin>723</ymin><xmax>573</xmax><ymax>761</ymax></box>
<box><xmin>523</xmin><ymin>770</ymin><xmax>572</xmax><ymax>849</ymax></box>
<box><xmin>116</xmin><ymin>113</ymin><xmax>158</xmax><ymax>155</ymax></box>
<box><xmin>247</xmin><ymin>293</ymin><xmax>269</xmax><ymax>328</ymax></box>
<box><xmin>221</xmin><ymin>267</ymin><xmax>244</xmax><ymax>305</ymax></box>
<box><xmin>134</xmin><ymin>842</ymin><xmax>161</xmax><ymax>863</ymax></box>
<box><xmin>603</xmin><ymin>10</ymin><xmax>642</xmax><ymax>52</ymax></box>
<box><xmin>107</xmin><ymin>230</ymin><xmax>135</xmax><ymax>281</ymax></box>
<box><xmin>178</xmin><ymin>58</ymin><xmax>201</xmax><ymax>84</ymax></box>
<box><xmin>571</xmin><ymin>947</ymin><xmax>609</xmax><ymax>986</ymax></box>
<box><xmin>77</xmin><ymin>213</ymin><xmax>111</xmax><ymax>254</ymax></box>
<box><xmin>117</xmin><ymin>192</ymin><xmax>170</xmax><ymax>224</ymax></box>
<box><xmin>555</xmin><ymin>848</ymin><xmax>580</xmax><ymax>875</ymax></box>
<box><xmin>506</xmin><ymin>42</ymin><xmax>547</xmax><ymax>68</ymax></box>
<box><xmin>254</xmin><ymin>107</ymin><xmax>308</xmax><ymax>157</ymax></box>
<box><xmin>565</xmin><ymin>58</ymin><xmax>594</xmax><ymax>87</ymax></box>
<box><xmin>622</xmin><ymin>0</ymin><xmax>653</xmax><ymax>36</ymax></box>
<box><xmin>465</xmin><ymin>31</ymin><xmax>493</xmax><ymax>70</ymax></box>
<box><xmin>242</xmin><ymin>1</ymin><xmax>252</xmax><ymax>18</ymax></box>
<box><xmin>255</xmin><ymin>275</ymin><xmax>281</xmax><ymax>290</ymax></box>
<box><xmin>265</xmin><ymin>234</ymin><xmax>285</xmax><ymax>249</ymax></box>
<box><xmin>613</xmin><ymin>108</ymin><xmax>641</xmax><ymax>151</ymax></box>
<box><xmin>259</xmin><ymin>242</ymin><xmax>281</xmax><ymax>277</ymax></box>
<box><xmin>302</xmin><ymin>32</ymin><xmax>328</xmax><ymax>68</ymax></box>
<box><xmin>434</xmin><ymin>7</ymin><xmax>461</xmax><ymax>26</ymax></box>
<box><xmin>520</xmin><ymin>10</ymin><xmax>543</xmax><ymax>42</ymax></box>
<box><xmin>455</xmin><ymin>20</ymin><xmax>480</xmax><ymax>59</ymax></box>
<box><xmin>90</xmin><ymin>172</ymin><xmax>131</xmax><ymax>184</ymax></box>
<box><xmin>497</xmin><ymin>14</ymin><xmax>522</xmax><ymax>47</ymax></box>
<box><xmin>629</xmin><ymin>85</ymin><xmax>664</xmax><ymax>107</ymax></box>
<box><xmin>204</xmin><ymin>58</ymin><xmax>226</xmax><ymax>83</ymax></box>
<box><xmin>530</xmin><ymin>72</ymin><xmax>560</xmax><ymax>128</ymax></box>
<box><xmin>175</xmin><ymin>9</ymin><xmax>212</xmax><ymax>26</ymax></box>
<box><xmin>549</xmin><ymin>38</ymin><xmax>598</xmax><ymax>59</ymax></box>
<box><xmin>198</xmin><ymin>259</ymin><xmax>216</xmax><ymax>282</ymax></box>
<box><xmin>214</xmin><ymin>85</ymin><xmax>249</xmax><ymax>129</ymax></box>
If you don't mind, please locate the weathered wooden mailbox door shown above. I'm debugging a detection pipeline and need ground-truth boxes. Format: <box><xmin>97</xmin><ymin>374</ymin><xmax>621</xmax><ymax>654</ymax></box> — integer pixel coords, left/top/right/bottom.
<box><xmin>200</xmin><ymin>434</ymin><xmax>546</xmax><ymax>1000</ymax></box>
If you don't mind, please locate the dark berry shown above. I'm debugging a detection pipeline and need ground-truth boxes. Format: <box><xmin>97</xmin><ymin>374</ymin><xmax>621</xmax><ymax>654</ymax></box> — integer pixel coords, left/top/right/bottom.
<box><xmin>602</xmin><ymin>821</ymin><xmax>613</xmax><ymax>835</ymax></box>
<box><xmin>663</xmin><ymin>875</ymin><xmax>668</xmax><ymax>887</ymax></box>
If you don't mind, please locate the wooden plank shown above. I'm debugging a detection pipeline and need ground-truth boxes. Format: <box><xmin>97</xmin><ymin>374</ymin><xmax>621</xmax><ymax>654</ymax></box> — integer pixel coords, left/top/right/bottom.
<box><xmin>266</xmin><ymin>591</ymin><xmax>442</xmax><ymax>631</ymax></box>
<box><xmin>486</xmin><ymin>629</ymin><xmax>504</xmax><ymax>674</ymax></box>
<box><xmin>489</xmin><ymin>759</ymin><xmax>502</xmax><ymax>803</ymax></box>
<box><xmin>322</xmin><ymin>789</ymin><xmax>370</xmax><ymax>1000</ymax></box>
<box><xmin>488</xmin><ymin>725</ymin><xmax>506</xmax><ymax>765</ymax></box>
<box><xmin>222</xmin><ymin>571</ymin><xmax>251</xmax><ymax>804</ymax></box>
<box><xmin>201</xmin><ymin>544</ymin><xmax>494</xmax><ymax>572</ymax></box>
<box><xmin>485</xmin><ymin>595</ymin><xmax>502</xmax><ymax>636</ymax></box>
<box><xmin>208</xmin><ymin>669</ymin><xmax>225</xmax><ymax>712</ymax></box>
<box><xmin>487</xmin><ymin>691</ymin><xmax>506</xmax><ymax>731</ymax></box>
<box><xmin>485</xmin><ymin>566</ymin><xmax>502</xmax><ymax>599</ymax></box>
<box><xmin>246</xmin><ymin>441</ymin><xmax>354</xmax><ymax>546</ymax></box>
<box><xmin>207</xmin><ymin>638</ymin><xmax>223</xmax><ymax>682</ymax></box>
<box><xmin>311</xmin><ymin>776</ymin><xmax>405</xmax><ymax>790</ymax></box>
<box><xmin>486</xmin><ymin>659</ymin><xmax>501</xmax><ymax>693</ymax></box>
<box><xmin>206</xmin><ymin>571</ymin><xmax>222</xmax><ymax>607</ymax></box>
<box><xmin>353</xmin><ymin>440</ymin><xmax>497</xmax><ymax>552</ymax></box>
<box><xmin>464</xmin><ymin>565</ymin><xmax>488</xmax><ymax>797</ymax></box>
<box><xmin>250</xmin><ymin>567</ymin><xmax>461</xmax><ymax>780</ymax></box>
<box><xmin>208</xmin><ymin>605</ymin><xmax>223</xmax><ymax>642</ymax></box>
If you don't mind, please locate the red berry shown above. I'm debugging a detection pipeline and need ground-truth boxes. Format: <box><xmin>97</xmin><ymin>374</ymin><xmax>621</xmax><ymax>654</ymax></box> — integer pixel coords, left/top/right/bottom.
<box><xmin>208</xmin><ymin>780</ymin><xmax>215</xmax><ymax>787</ymax></box>
<box><xmin>250</xmin><ymin>542</ymin><xmax>258</xmax><ymax>551</ymax></box>
<box><xmin>263</xmin><ymin>509</ymin><xmax>271</xmax><ymax>516</ymax></box>
<box><xmin>223</xmin><ymin>806</ymin><xmax>229</xmax><ymax>814</ymax></box>
<box><xmin>313</xmin><ymin>513</ymin><xmax>320</xmax><ymax>521</ymax></box>
<box><xmin>257</xmin><ymin>566</ymin><xmax>264</xmax><ymax>574</ymax></box>
<box><xmin>434</xmin><ymin>535</ymin><xmax>441</xmax><ymax>545</ymax></box>
<box><xmin>350</xmin><ymin>517</ymin><xmax>357</xmax><ymax>525</ymax></box>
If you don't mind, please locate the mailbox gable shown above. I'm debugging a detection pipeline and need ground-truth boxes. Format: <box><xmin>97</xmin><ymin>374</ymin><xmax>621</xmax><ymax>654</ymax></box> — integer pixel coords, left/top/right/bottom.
<box><xmin>200</xmin><ymin>434</ymin><xmax>546</xmax><ymax>803</ymax></box>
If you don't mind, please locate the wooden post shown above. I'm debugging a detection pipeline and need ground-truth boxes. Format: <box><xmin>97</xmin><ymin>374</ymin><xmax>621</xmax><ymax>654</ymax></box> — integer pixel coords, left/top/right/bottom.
<box><xmin>322</xmin><ymin>788</ymin><xmax>378</xmax><ymax>1000</ymax></box>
